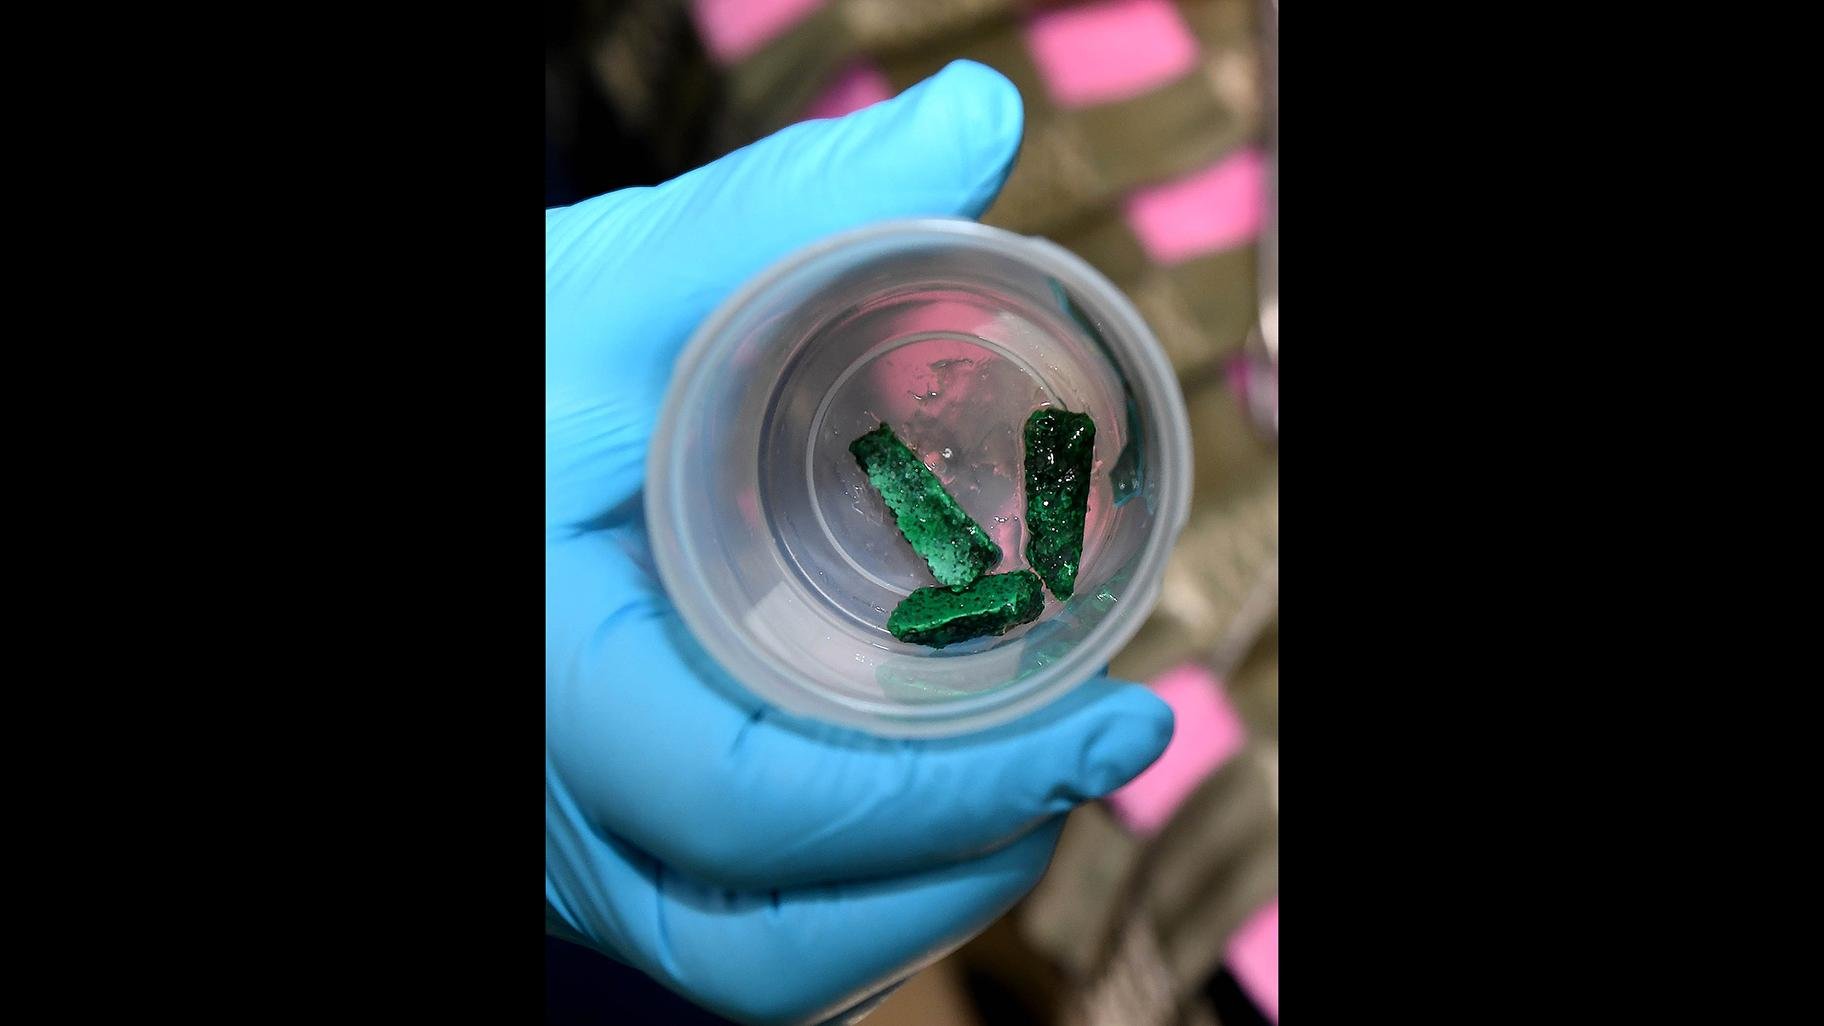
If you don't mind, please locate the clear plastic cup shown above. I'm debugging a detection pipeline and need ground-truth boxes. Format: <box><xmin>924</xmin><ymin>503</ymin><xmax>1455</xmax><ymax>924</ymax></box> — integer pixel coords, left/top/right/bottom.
<box><xmin>646</xmin><ymin>219</ymin><xmax>1192</xmax><ymax>737</ymax></box>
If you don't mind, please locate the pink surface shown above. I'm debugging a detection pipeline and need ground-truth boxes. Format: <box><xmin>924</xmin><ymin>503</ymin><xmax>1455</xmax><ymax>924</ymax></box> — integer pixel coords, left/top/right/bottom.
<box><xmin>1106</xmin><ymin>663</ymin><xmax>1246</xmax><ymax>836</ymax></box>
<box><xmin>736</xmin><ymin>486</ymin><xmax>762</xmax><ymax>530</ymax></box>
<box><xmin>1024</xmin><ymin>0</ymin><xmax>1200</xmax><ymax>108</ymax></box>
<box><xmin>1124</xmin><ymin>147</ymin><xmax>1265</xmax><ymax>265</ymax></box>
<box><xmin>691</xmin><ymin>0</ymin><xmax>825</xmax><ymax>64</ymax></box>
<box><xmin>1227</xmin><ymin>899</ymin><xmax>1279</xmax><ymax>1022</ymax></box>
<box><xmin>802</xmin><ymin>62</ymin><xmax>895</xmax><ymax>121</ymax></box>
<box><xmin>863</xmin><ymin>324</ymin><xmax>995</xmax><ymax>427</ymax></box>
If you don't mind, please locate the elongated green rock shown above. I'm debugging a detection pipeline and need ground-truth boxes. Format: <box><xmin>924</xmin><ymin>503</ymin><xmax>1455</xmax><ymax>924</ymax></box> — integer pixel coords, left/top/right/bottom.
<box><xmin>887</xmin><ymin>570</ymin><xmax>1045</xmax><ymax>649</ymax></box>
<box><xmin>1023</xmin><ymin>408</ymin><xmax>1096</xmax><ymax>600</ymax></box>
<box><xmin>850</xmin><ymin>423</ymin><xmax>1001</xmax><ymax>587</ymax></box>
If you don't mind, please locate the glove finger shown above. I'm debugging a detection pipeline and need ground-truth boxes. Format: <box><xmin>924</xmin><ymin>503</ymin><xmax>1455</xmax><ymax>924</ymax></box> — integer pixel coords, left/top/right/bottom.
<box><xmin>547</xmin><ymin>59</ymin><xmax>1023</xmax><ymax>530</ymax></box>
<box><xmin>547</xmin><ymin>531</ymin><xmax>1172</xmax><ymax>892</ymax></box>
<box><xmin>548</xmin><ymin>774</ymin><xmax>1063</xmax><ymax>1026</ymax></box>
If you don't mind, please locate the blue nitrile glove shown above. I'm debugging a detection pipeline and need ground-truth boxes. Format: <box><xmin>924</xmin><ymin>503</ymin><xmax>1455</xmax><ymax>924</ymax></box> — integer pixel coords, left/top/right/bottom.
<box><xmin>546</xmin><ymin>61</ymin><xmax>1175</xmax><ymax>1026</ymax></box>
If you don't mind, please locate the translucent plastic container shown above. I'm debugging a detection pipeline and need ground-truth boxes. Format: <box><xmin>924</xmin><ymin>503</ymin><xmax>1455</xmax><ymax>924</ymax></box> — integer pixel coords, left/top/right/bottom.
<box><xmin>646</xmin><ymin>219</ymin><xmax>1192</xmax><ymax>737</ymax></box>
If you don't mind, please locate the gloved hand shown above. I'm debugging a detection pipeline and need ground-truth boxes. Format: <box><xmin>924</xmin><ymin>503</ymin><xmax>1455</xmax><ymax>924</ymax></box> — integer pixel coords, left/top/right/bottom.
<box><xmin>546</xmin><ymin>61</ymin><xmax>1175</xmax><ymax>1026</ymax></box>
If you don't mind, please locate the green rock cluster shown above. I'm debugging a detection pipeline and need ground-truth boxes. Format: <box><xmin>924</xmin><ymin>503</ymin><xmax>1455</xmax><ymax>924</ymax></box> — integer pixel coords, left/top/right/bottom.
<box><xmin>850</xmin><ymin>412</ymin><xmax>1095</xmax><ymax>649</ymax></box>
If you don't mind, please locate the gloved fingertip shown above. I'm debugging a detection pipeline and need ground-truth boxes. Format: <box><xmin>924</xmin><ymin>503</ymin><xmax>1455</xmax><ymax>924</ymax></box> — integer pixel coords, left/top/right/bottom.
<box><xmin>927</xmin><ymin>60</ymin><xmax>1024</xmax><ymax>150</ymax></box>
<box><xmin>895</xmin><ymin>59</ymin><xmax>1025</xmax><ymax>217</ymax></box>
<box><xmin>1077</xmin><ymin>682</ymin><xmax>1175</xmax><ymax>797</ymax></box>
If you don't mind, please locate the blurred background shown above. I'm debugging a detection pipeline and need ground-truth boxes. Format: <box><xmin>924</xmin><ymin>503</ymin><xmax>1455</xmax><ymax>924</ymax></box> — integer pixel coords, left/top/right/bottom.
<box><xmin>547</xmin><ymin>1</ymin><xmax>1277</xmax><ymax>1022</ymax></box>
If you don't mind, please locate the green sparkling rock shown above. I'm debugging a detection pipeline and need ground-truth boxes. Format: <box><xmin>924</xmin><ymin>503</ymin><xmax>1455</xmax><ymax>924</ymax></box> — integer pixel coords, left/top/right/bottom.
<box><xmin>850</xmin><ymin>423</ymin><xmax>1001</xmax><ymax>588</ymax></box>
<box><xmin>1023</xmin><ymin>408</ymin><xmax>1096</xmax><ymax>600</ymax></box>
<box><xmin>886</xmin><ymin>570</ymin><xmax>1045</xmax><ymax>649</ymax></box>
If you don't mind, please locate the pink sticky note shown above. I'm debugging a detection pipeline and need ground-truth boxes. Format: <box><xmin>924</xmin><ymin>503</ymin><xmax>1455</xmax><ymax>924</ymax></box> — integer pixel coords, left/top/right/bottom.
<box><xmin>1124</xmin><ymin>147</ymin><xmax>1265</xmax><ymax>265</ymax></box>
<box><xmin>1106</xmin><ymin>663</ymin><xmax>1246</xmax><ymax>836</ymax></box>
<box><xmin>1227</xmin><ymin>899</ymin><xmax>1279</xmax><ymax>1022</ymax></box>
<box><xmin>1024</xmin><ymin>0</ymin><xmax>1200</xmax><ymax>108</ymax></box>
<box><xmin>802</xmin><ymin>62</ymin><xmax>895</xmax><ymax>121</ymax></box>
<box><xmin>691</xmin><ymin>0</ymin><xmax>825</xmax><ymax>64</ymax></box>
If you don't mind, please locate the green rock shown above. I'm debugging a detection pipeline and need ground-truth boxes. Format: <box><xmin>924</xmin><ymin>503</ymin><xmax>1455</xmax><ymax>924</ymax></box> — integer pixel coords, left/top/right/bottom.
<box><xmin>887</xmin><ymin>570</ymin><xmax>1046</xmax><ymax>649</ymax></box>
<box><xmin>1023</xmin><ymin>408</ymin><xmax>1096</xmax><ymax>600</ymax></box>
<box><xmin>850</xmin><ymin>423</ymin><xmax>1001</xmax><ymax>588</ymax></box>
